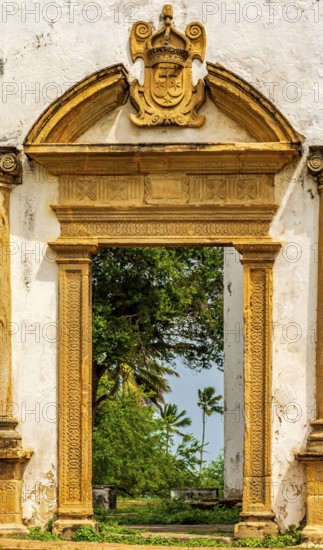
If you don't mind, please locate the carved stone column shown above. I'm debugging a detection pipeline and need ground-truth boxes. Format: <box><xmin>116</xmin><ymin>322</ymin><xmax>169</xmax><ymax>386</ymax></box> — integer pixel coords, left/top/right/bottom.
<box><xmin>0</xmin><ymin>148</ymin><xmax>33</xmax><ymax>536</ymax></box>
<box><xmin>51</xmin><ymin>243</ymin><xmax>98</xmax><ymax>538</ymax></box>
<box><xmin>234</xmin><ymin>243</ymin><xmax>280</xmax><ymax>539</ymax></box>
<box><xmin>297</xmin><ymin>147</ymin><xmax>323</xmax><ymax>544</ymax></box>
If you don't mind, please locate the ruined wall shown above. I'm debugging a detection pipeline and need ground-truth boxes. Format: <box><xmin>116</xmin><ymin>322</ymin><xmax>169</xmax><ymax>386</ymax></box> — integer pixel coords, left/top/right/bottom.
<box><xmin>1</xmin><ymin>0</ymin><xmax>322</xmax><ymax>529</ymax></box>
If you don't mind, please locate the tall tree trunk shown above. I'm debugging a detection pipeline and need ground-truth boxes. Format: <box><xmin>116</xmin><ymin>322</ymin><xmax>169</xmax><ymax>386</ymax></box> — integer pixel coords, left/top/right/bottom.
<box><xmin>166</xmin><ymin>429</ymin><xmax>170</xmax><ymax>455</ymax></box>
<box><xmin>199</xmin><ymin>409</ymin><xmax>206</xmax><ymax>474</ymax></box>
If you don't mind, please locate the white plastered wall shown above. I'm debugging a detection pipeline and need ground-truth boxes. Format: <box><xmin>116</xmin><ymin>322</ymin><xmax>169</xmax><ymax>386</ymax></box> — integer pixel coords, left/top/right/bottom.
<box><xmin>1</xmin><ymin>0</ymin><xmax>322</xmax><ymax>528</ymax></box>
<box><xmin>223</xmin><ymin>249</ymin><xmax>243</xmax><ymax>500</ymax></box>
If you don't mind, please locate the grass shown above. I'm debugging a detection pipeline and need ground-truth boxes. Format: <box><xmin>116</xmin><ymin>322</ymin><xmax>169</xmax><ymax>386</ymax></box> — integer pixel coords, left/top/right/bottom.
<box><xmin>27</xmin><ymin>521</ymin><xmax>302</xmax><ymax>547</ymax></box>
<box><xmin>95</xmin><ymin>498</ymin><xmax>241</xmax><ymax>525</ymax></box>
<box><xmin>73</xmin><ymin>523</ymin><xmax>229</xmax><ymax>546</ymax></box>
<box><xmin>231</xmin><ymin>527</ymin><xmax>301</xmax><ymax>548</ymax></box>
<box><xmin>25</xmin><ymin>500</ymin><xmax>302</xmax><ymax>547</ymax></box>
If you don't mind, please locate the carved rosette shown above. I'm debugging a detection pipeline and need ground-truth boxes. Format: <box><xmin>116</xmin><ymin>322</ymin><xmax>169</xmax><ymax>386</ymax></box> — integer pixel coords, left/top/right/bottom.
<box><xmin>308</xmin><ymin>148</ymin><xmax>323</xmax><ymax>190</ymax></box>
<box><xmin>0</xmin><ymin>149</ymin><xmax>21</xmax><ymax>186</ymax></box>
<box><xmin>129</xmin><ymin>5</ymin><xmax>206</xmax><ymax>127</ymax></box>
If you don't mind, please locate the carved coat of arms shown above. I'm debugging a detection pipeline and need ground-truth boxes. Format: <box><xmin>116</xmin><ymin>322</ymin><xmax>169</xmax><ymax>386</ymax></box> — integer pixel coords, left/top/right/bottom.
<box><xmin>129</xmin><ymin>5</ymin><xmax>206</xmax><ymax>127</ymax></box>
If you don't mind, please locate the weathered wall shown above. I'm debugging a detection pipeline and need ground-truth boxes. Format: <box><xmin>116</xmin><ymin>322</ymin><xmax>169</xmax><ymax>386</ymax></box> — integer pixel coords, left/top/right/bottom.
<box><xmin>10</xmin><ymin>160</ymin><xmax>60</xmax><ymax>524</ymax></box>
<box><xmin>1</xmin><ymin>0</ymin><xmax>322</xmax><ymax>529</ymax></box>
<box><xmin>270</xmin><ymin>162</ymin><xmax>318</xmax><ymax>528</ymax></box>
<box><xmin>223</xmin><ymin>248</ymin><xmax>244</xmax><ymax>501</ymax></box>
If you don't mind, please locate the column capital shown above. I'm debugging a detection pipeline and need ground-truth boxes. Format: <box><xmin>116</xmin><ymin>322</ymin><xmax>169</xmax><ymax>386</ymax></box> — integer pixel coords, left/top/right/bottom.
<box><xmin>49</xmin><ymin>241</ymin><xmax>98</xmax><ymax>263</ymax></box>
<box><xmin>308</xmin><ymin>147</ymin><xmax>323</xmax><ymax>190</ymax></box>
<box><xmin>0</xmin><ymin>147</ymin><xmax>22</xmax><ymax>186</ymax></box>
<box><xmin>234</xmin><ymin>242</ymin><xmax>281</xmax><ymax>263</ymax></box>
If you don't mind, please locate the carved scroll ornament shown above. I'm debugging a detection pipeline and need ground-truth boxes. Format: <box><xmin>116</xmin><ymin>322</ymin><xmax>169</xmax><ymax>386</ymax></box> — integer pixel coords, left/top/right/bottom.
<box><xmin>129</xmin><ymin>4</ymin><xmax>206</xmax><ymax>127</ymax></box>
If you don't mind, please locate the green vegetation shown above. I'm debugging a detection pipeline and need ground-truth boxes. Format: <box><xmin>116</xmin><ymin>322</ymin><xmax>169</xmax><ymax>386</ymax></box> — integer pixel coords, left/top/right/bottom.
<box><xmin>92</xmin><ymin>247</ymin><xmax>224</xmax><ymax>420</ymax></box>
<box><xmin>96</xmin><ymin>498</ymin><xmax>241</xmax><ymax>525</ymax></box>
<box><xmin>159</xmin><ymin>403</ymin><xmax>192</xmax><ymax>453</ymax></box>
<box><xmin>93</xmin><ymin>392</ymin><xmax>225</xmax><ymax>496</ymax></box>
<box><xmin>200</xmin><ymin>454</ymin><xmax>225</xmax><ymax>497</ymax></box>
<box><xmin>93</xmin><ymin>393</ymin><xmax>203</xmax><ymax>495</ymax></box>
<box><xmin>73</xmin><ymin>525</ymin><xmax>226</xmax><ymax>546</ymax></box>
<box><xmin>231</xmin><ymin>526</ymin><xmax>301</xmax><ymax>548</ymax></box>
<box><xmin>92</xmin><ymin>247</ymin><xmax>225</xmax><ymax>497</ymax></box>
<box><xmin>27</xmin><ymin>527</ymin><xmax>59</xmax><ymax>541</ymax></box>
<box><xmin>27</xmin><ymin>522</ymin><xmax>301</xmax><ymax>547</ymax></box>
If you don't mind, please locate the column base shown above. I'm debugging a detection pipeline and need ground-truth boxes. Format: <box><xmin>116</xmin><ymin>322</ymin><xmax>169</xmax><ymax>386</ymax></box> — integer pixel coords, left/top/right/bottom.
<box><xmin>234</xmin><ymin>513</ymin><xmax>278</xmax><ymax>539</ymax></box>
<box><xmin>53</xmin><ymin>518</ymin><xmax>98</xmax><ymax>540</ymax></box>
<box><xmin>0</xmin><ymin>523</ymin><xmax>29</xmax><ymax>538</ymax></box>
<box><xmin>0</xmin><ymin>419</ymin><xmax>33</xmax><ymax>536</ymax></box>
<box><xmin>234</xmin><ymin>521</ymin><xmax>279</xmax><ymax>538</ymax></box>
<box><xmin>301</xmin><ymin>525</ymin><xmax>323</xmax><ymax>545</ymax></box>
<box><xmin>297</xmin><ymin>447</ymin><xmax>323</xmax><ymax>545</ymax></box>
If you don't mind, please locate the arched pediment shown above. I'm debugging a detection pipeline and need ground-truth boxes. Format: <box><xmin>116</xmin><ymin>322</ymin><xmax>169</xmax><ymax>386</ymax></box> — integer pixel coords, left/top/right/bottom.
<box><xmin>24</xmin><ymin>64</ymin><xmax>129</xmax><ymax>145</ymax></box>
<box><xmin>205</xmin><ymin>63</ymin><xmax>302</xmax><ymax>144</ymax></box>
<box><xmin>24</xmin><ymin>62</ymin><xmax>303</xmax><ymax>147</ymax></box>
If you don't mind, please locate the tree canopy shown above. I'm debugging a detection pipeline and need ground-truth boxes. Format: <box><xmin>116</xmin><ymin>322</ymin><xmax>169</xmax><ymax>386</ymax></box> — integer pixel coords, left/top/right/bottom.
<box><xmin>93</xmin><ymin>392</ymin><xmax>200</xmax><ymax>495</ymax></box>
<box><xmin>92</xmin><ymin>247</ymin><xmax>224</xmax><ymax>413</ymax></box>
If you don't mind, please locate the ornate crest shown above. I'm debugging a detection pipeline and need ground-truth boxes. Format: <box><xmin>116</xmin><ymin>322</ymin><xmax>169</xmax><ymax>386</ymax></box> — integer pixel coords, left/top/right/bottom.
<box><xmin>129</xmin><ymin>5</ymin><xmax>206</xmax><ymax>127</ymax></box>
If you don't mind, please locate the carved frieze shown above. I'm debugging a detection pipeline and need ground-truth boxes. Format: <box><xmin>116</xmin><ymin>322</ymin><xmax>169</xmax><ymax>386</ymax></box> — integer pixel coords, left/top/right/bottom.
<box><xmin>60</xmin><ymin>175</ymin><xmax>142</xmax><ymax>205</ymax></box>
<box><xmin>190</xmin><ymin>174</ymin><xmax>273</xmax><ymax>204</ymax></box>
<box><xmin>145</xmin><ymin>174</ymin><xmax>188</xmax><ymax>204</ymax></box>
<box><xmin>129</xmin><ymin>5</ymin><xmax>206</xmax><ymax>127</ymax></box>
<box><xmin>57</xmin><ymin>219</ymin><xmax>271</xmax><ymax>243</ymax></box>
<box><xmin>60</xmin><ymin>174</ymin><xmax>274</xmax><ymax>206</ymax></box>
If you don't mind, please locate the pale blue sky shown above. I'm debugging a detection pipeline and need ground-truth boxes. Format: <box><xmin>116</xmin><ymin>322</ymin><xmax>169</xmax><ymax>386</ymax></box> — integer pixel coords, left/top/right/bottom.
<box><xmin>167</xmin><ymin>360</ymin><xmax>224</xmax><ymax>462</ymax></box>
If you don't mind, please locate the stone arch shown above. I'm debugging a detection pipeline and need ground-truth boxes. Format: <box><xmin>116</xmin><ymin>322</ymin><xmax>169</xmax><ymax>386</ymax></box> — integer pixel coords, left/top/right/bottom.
<box><xmin>24</xmin><ymin>64</ymin><xmax>129</xmax><ymax>144</ymax></box>
<box><xmin>24</xmin><ymin>63</ymin><xmax>302</xmax><ymax>146</ymax></box>
<box><xmin>205</xmin><ymin>63</ymin><xmax>302</xmax><ymax>143</ymax></box>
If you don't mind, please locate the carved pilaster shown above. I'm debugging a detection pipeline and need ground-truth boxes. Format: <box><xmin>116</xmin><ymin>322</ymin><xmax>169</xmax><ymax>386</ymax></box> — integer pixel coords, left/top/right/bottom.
<box><xmin>0</xmin><ymin>150</ymin><xmax>20</xmax><ymax>417</ymax></box>
<box><xmin>0</xmin><ymin>148</ymin><xmax>33</xmax><ymax>537</ymax></box>
<box><xmin>50</xmin><ymin>243</ymin><xmax>98</xmax><ymax>538</ymax></box>
<box><xmin>297</xmin><ymin>147</ymin><xmax>323</xmax><ymax>544</ymax></box>
<box><xmin>307</xmin><ymin>149</ymin><xmax>323</xmax><ymax>433</ymax></box>
<box><xmin>234</xmin><ymin>243</ymin><xmax>280</xmax><ymax>539</ymax></box>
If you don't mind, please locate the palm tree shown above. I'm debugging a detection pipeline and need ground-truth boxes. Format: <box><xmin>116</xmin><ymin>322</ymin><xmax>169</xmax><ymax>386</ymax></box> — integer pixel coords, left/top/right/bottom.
<box><xmin>92</xmin><ymin>360</ymin><xmax>178</xmax><ymax>424</ymax></box>
<box><xmin>160</xmin><ymin>403</ymin><xmax>192</xmax><ymax>453</ymax></box>
<box><xmin>197</xmin><ymin>387</ymin><xmax>223</xmax><ymax>473</ymax></box>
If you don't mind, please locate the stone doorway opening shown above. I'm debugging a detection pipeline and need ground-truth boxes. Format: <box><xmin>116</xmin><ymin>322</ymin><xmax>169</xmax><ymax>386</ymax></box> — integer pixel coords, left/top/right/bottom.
<box><xmin>90</xmin><ymin>245</ymin><xmax>226</xmax><ymax>516</ymax></box>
